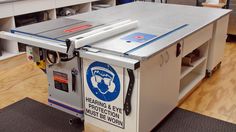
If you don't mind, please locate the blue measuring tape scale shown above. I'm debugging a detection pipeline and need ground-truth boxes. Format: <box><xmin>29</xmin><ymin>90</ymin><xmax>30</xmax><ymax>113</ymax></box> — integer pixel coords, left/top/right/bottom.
<box><xmin>125</xmin><ymin>24</ymin><xmax>189</xmax><ymax>54</ymax></box>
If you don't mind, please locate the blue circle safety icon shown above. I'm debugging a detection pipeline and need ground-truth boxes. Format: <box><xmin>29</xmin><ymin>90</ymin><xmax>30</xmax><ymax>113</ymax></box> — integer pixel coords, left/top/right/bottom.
<box><xmin>86</xmin><ymin>61</ymin><xmax>120</xmax><ymax>102</ymax></box>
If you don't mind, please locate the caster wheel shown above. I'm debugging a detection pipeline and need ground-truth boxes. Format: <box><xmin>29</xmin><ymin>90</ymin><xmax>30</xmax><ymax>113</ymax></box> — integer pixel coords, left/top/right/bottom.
<box><xmin>226</xmin><ymin>35</ymin><xmax>231</xmax><ymax>42</ymax></box>
<box><xmin>217</xmin><ymin>62</ymin><xmax>222</xmax><ymax>69</ymax></box>
<box><xmin>206</xmin><ymin>70</ymin><xmax>212</xmax><ymax>78</ymax></box>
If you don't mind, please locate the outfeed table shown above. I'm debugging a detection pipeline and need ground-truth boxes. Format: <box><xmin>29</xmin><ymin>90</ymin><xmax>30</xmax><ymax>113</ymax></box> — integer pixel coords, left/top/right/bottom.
<box><xmin>0</xmin><ymin>2</ymin><xmax>231</xmax><ymax>132</ymax></box>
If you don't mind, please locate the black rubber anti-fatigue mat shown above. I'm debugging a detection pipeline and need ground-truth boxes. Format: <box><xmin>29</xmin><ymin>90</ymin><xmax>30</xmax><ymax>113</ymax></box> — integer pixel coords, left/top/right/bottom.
<box><xmin>153</xmin><ymin>108</ymin><xmax>236</xmax><ymax>132</ymax></box>
<box><xmin>1</xmin><ymin>98</ymin><xmax>236</xmax><ymax>132</ymax></box>
<box><xmin>0</xmin><ymin>98</ymin><xmax>83</xmax><ymax>132</ymax></box>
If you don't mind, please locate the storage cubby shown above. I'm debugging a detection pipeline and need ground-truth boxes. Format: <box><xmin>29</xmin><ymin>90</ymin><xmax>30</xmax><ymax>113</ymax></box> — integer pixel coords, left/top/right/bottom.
<box><xmin>14</xmin><ymin>10</ymin><xmax>56</xmax><ymax>52</ymax></box>
<box><xmin>92</xmin><ymin>0</ymin><xmax>115</xmax><ymax>10</ymax></box>
<box><xmin>0</xmin><ymin>17</ymin><xmax>18</xmax><ymax>60</ymax></box>
<box><xmin>181</xmin><ymin>42</ymin><xmax>209</xmax><ymax>78</ymax></box>
<box><xmin>15</xmin><ymin>9</ymin><xmax>55</xmax><ymax>27</ymax></box>
<box><xmin>56</xmin><ymin>3</ymin><xmax>91</xmax><ymax>18</ymax></box>
<box><xmin>179</xmin><ymin>61</ymin><xmax>206</xmax><ymax>100</ymax></box>
<box><xmin>179</xmin><ymin>42</ymin><xmax>209</xmax><ymax>100</ymax></box>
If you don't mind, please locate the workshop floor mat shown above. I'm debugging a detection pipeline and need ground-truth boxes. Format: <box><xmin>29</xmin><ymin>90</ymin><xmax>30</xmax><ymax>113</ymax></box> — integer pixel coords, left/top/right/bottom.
<box><xmin>0</xmin><ymin>98</ymin><xmax>83</xmax><ymax>132</ymax></box>
<box><xmin>1</xmin><ymin>98</ymin><xmax>236</xmax><ymax>132</ymax></box>
<box><xmin>153</xmin><ymin>108</ymin><xmax>236</xmax><ymax>132</ymax></box>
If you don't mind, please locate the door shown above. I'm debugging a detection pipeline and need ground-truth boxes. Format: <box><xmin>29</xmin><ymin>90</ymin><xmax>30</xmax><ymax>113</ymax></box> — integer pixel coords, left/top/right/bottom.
<box><xmin>162</xmin><ymin>43</ymin><xmax>182</xmax><ymax>109</ymax></box>
<box><xmin>138</xmin><ymin>51</ymin><xmax>165</xmax><ymax>132</ymax></box>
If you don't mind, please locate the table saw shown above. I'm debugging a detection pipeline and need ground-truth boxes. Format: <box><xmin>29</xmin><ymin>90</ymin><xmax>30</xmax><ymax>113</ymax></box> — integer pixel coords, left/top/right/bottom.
<box><xmin>0</xmin><ymin>2</ymin><xmax>231</xmax><ymax>132</ymax></box>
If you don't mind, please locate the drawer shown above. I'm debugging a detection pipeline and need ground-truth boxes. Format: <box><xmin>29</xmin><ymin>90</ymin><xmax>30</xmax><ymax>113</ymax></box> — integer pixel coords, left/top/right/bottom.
<box><xmin>55</xmin><ymin>0</ymin><xmax>95</xmax><ymax>8</ymax></box>
<box><xmin>0</xmin><ymin>3</ymin><xmax>13</xmax><ymax>18</ymax></box>
<box><xmin>183</xmin><ymin>24</ymin><xmax>213</xmax><ymax>56</ymax></box>
<box><xmin>13</xmin><ymin>0</ymin><xmax>54</xmax><ymax>16</ymax></box>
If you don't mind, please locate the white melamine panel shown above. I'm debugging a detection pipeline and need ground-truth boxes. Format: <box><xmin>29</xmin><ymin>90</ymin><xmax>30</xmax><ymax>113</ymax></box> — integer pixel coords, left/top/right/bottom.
<box><xmin>163</xmin><ymin>43</ymin><xmax>181</xmax><ymax>107</ymax></box>
<box><xmin>0</xmin><ymin>17</ymin><xmax>18</xmax><ymax>53</ymax></box>
<box><xmin>83</xmin><ymin>59</ymin><xmax>138</xmax><ymax>132</ymax></box>
<box><xmin>207</xmin><ymin>15</ymin><xmax>229</xmax><ymax>71</ymax></box>
<box><xmin>138</xmin><ymin>51</ymin><xmax>163</xmax><ymax>132</ymax></box>
<box><xmin>183</xmin><ymin>24</ymin><xmax>213</xmax><ymax>56</ymax></box>
<box><xmin>0</xmin><ymin>3</ymin><xmax>13</xmax><ymax>19</ymax></box>
<box><xmin>138</xmin><ymin>43</ymin><xmax>181</xmax><ymax>132</ymax></box>
<box><xmin>0</xmin><ymin>51</ymin><xmax>18</xmax><ymax>60</ymax></box>
<box><xmin>167</xmin><ymin>0</ymin><xmax>196</xmax><ymax>6</ymax></box>
<box><xmin>99</xmin><ymin>0</ymin><xmax>116</xmax><ymax>6</ymax></box>
<box><xmin>13</xmin><ymin>0</ymin><xmax>55</xmax><ymax>16</ymax></box>
<box><xmin>55</xmin><ymin>0</ymin><xmax>98</xmax><ymax>8</ymax></box>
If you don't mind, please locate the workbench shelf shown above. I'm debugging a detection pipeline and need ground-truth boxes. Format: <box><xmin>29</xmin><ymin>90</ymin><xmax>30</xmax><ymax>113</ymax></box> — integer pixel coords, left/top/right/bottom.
<box><xmin>56</xmin><ymin>3</ymin><xmax>91</xmax><ymax>18</ymax></box>
<box><xmin>181</xmin><ymin>57</ymin><xmax>207</xmax><ymax>79</ymax></box>
<box><xmin>92</xmin><ymin>0</ymin><xmax>115</xmax><ymax>10</ymax></box>
<box><xmin>179</xmin><ymin>71</ymin><xmax>205</xmax><ymax>100</ymax></box>
<box><xmin>0</xmin><ymin>51</ymin><xmax>18</xmax><ymax>61</ymax></box>
<box><xmin>179</xmin><ymin>41</ymin><xmax>209</xmax><ymax>101</ymax></box>
<box><xmin>179</xmin><ymin>60</ymin><xmax>207</xmax><ymax>100</ymax></box>
<box><xmin>14</xmin><ymin>9</ymin><xmax>57</xmax><ymax>52</ymax></box>
<box><xmin>94</xmin><ymin>0</ymin><xmax>116</xmax><ymax>6</ymax></box>
<box><xmin>15</xmin><ymin>9</ymin><xmax>55</xmax><ymax>27</ymax></box>
<box><xmin>0</xmin><ymin>17</ymin><xmax>18</xmax><ymax>59</ymax></box>
<box><xmin>180</xmin><ymin>42</ymin><xmax>209</xmax><ymax>78</ymax></box>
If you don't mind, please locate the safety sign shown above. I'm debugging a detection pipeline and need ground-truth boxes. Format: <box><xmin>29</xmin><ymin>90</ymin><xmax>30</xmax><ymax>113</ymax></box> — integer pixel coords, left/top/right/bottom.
<box><xmin>84</xmin><ymin>61</ymin><xmax>124</xmax><ymax>128</ymax></box>
<box><xmin>86</xmin><ymin>61</ymin><xmax>120</xmax><ymax>102</ymax></box>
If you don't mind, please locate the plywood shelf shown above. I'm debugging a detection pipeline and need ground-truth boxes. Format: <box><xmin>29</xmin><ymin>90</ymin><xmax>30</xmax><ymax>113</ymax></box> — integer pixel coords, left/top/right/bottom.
<box><xmin>179</xmin><ymin>72</ymin><xmax>205</xmax><ymax>100</ymax></box>
<box><xmin>0</xmin><ymin>51</ymin><xmax>25</xmax><ymax>61</ymax></box>
<box><xmin>181</xmin><ymin>57</ymin><xmax>207</xmax><ymax>79</ymax></box>
<box><xmin>179</xmin><ymin>40</ymin><xmax>209</xmax><ymax>101</ymax></box>
<box><xmin>0</xmin><ymin>51</ymin><xmax>19</xmax><ymax>61</ymax></box>
<box><xmin>56</xmin><ymin>3</ymin><xmax>91</xmax><ymax>18</ymax></box>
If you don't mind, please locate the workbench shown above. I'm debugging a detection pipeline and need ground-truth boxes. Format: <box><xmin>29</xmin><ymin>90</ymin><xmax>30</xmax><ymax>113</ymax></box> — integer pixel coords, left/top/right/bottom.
<box><xmin>76</xmin><ymin>3</ymin><xmax>230</xmax><ymax>131</ymax></box>
<box><xmin>0</xmin><ymin>2</ymin><xmax>231</xmax><ymax>132</ymax></box>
